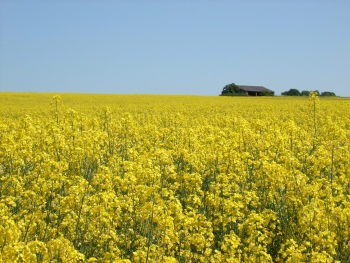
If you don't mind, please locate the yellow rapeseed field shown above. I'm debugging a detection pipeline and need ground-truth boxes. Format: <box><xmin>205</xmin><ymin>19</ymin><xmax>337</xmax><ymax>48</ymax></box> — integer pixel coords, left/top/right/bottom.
<box><xmin>1</xmin><ymin>92</ymin><xmax>350</xmax><ymax>262</ymax></box>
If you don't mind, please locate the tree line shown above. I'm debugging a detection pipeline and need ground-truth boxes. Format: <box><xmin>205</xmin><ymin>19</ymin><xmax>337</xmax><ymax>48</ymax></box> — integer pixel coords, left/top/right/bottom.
<box><xmin>282</xmin><ymin>89</ymin><xmax>336</xmax><ymax>96</ymax></box>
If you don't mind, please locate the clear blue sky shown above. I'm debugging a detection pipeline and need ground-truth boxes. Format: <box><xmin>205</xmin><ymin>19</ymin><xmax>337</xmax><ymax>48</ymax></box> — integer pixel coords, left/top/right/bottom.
<box><xmin>1</xmin><ymin>1</ymin><xmax>349</xmax><ymax>96</ymax></box>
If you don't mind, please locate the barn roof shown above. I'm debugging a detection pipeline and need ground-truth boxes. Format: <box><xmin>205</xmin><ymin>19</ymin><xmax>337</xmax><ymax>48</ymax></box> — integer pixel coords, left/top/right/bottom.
<box><xmin>238</xmin><ymin>85</ymin><xmax>274</xmax><ymax>93</ymax></box>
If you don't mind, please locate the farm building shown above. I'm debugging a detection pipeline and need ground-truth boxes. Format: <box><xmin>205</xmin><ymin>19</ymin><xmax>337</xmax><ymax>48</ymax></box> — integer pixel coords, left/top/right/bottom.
<box><xmin>238</xmin><ymin>85</ymin><xmax>274</xmax><ymax>96</ymax></box>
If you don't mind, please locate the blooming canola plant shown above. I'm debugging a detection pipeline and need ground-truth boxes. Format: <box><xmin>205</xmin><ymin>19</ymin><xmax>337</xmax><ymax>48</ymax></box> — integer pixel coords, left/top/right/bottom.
<box><xmin>0</xmin><ymin>93</ymin><xmax>349</xmax><ymax>262</ymax></box>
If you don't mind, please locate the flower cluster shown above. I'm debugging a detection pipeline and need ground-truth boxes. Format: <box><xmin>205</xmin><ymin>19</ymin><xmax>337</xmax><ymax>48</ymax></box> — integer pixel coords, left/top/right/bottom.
<box><xmin>0</xmin><ymin>93</ymin><xmax>349</xmax><ymax>262</ymax></box>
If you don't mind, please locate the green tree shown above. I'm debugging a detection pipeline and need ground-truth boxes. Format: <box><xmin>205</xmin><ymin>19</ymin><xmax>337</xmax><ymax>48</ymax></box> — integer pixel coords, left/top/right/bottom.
<box><xmin>300</xmin><ymin>90</ymin><xmax>310</xmax><ymax>96</ymax></box>
<box><xmin>221</xmin><ymin>83</ymin><xmax>240</xmax><ymax>95</ymax></box>
<box><xmin>281</xmin><ymin>89</ymin><xmax>301</xmax><ymax>96</ymax></box>
<box><xmin>260</xmin><ymin>90</ymin><xmax>274</xmax><ymax>96</ymax></box>
<box><xmin>320</xmin><ymin>91</ymin><xmax>336</xmax><ymax>96</ymax></box>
